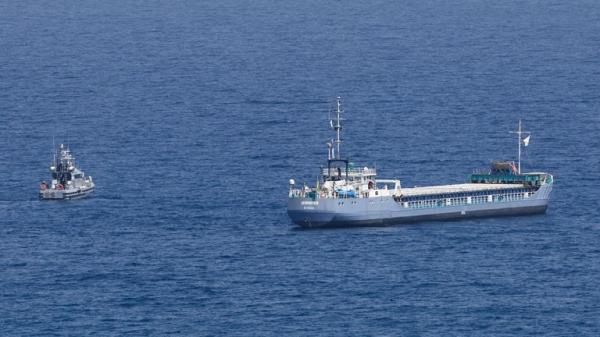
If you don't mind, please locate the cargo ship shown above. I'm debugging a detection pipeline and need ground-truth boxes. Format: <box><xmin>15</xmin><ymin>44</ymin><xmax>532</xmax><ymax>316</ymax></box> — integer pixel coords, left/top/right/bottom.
<box><xmin>287</xmin><ymin>97</ymin><xmax>553</xmax><ymax>228</ymax></box>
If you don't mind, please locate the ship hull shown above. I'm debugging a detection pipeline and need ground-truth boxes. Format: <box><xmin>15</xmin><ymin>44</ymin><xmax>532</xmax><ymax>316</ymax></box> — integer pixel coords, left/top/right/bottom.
<box><xmin>288</xmin><ymin>183</ymin><xmax>552</xmax><ymax>228</ymax></box>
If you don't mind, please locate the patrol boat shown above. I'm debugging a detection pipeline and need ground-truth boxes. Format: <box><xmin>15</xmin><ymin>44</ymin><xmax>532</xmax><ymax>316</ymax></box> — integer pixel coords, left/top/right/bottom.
<box><xmin>287</xmin><ymin>97</ymin><xmax>553</xmax><ymax>228</ymax></box>
<box><xmin>39</xmin><ymin>144</ymin><xmax>95</xmax><ymax>200</ymax></box>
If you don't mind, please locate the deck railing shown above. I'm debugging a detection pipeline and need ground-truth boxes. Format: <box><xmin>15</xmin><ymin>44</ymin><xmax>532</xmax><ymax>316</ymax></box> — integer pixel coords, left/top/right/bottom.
<box><xmin>401</xmin><ymin>191</ymin><xmax>534</xmax><ymax>209</ymax></box>
<box><xmin>321</xmin><ymin>167</ymin><xmax>377</xmax><ymax>177</ymax></box>
<box><xmin>290</xmin><ymin>188</ymin><xmax>538</xmax><ymax>206</ymax></box>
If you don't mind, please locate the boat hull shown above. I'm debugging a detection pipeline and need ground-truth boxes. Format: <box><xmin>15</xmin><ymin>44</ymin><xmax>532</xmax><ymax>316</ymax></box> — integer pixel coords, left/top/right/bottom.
<box><xmin>288</xmin><ymin>183</ymin><xmax>552</xmax><ymax>228</ymax></box>
<box><xmin>39</xmin><ymin>187</ymin><xmax>94</xmax><ymax>200</ymax></box>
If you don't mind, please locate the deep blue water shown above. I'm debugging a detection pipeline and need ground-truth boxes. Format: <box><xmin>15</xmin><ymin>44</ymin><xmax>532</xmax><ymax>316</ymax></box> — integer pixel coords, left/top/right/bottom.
<box><xmin>2</xmin><ymin>1</ymin><xmax>600</xmax><ymax>335</ymax></box>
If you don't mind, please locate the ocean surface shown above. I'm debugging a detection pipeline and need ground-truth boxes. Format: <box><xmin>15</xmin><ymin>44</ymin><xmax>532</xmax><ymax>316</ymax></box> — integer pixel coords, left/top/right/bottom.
<box><xmin>1</xmin><ymin>0</ymin><xmax>600</xmax><ymax>335</ymax></box>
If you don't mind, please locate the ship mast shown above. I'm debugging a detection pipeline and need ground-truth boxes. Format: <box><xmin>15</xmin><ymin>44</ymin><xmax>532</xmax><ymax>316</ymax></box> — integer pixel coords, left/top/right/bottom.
<box><xmin>509</xmin><ymin>120</ymin><xmax>530</xmax><ymax>174</ymax></box>
<box><xmin>333</xmin><ymin>97</ymin><xmax>343</xmax><ymax>160</ymax></box>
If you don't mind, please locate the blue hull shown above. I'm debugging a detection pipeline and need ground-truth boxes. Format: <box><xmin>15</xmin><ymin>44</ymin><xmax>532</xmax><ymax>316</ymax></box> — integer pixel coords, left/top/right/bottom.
<box><xmin>288</xmin><ymin>183</ymin><xmax>552</xmax><ymax>228</ymax></box>
<box><xmin>288</xmin><ymin>204</ymin><xmax>548</xmax><ymax>228</ymax></box>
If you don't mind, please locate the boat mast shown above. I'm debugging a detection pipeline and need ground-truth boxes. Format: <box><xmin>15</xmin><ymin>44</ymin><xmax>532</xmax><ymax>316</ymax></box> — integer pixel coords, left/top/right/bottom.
<box><xmin>52</xmin><ymin>136</ymin><xmax>56</xmax><ymax>169</ymax></box>
<box><xmin>333</xmin><ymin>97</ymin><xmax>343</xmax><ymax>160</ymax></box>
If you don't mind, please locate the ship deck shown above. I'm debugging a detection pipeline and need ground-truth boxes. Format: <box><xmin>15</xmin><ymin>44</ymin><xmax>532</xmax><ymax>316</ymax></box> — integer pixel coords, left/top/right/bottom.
<box><xmin>401</xmin><ymin>183</ymin><xmax>525</xmax><ymax>197</ymax></box>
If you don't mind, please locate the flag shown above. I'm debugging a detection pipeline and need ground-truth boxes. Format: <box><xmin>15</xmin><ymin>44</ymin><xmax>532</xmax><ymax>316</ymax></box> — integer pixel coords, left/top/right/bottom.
<box><xmin>330</xmin><ymin>120</ymin><xmax>334</xmax><ymax>128</ymax></box>
<box><xmin>523</xmin><ymin>135</ymin><xmax>530</xmax><ymax>146</ymax></box>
